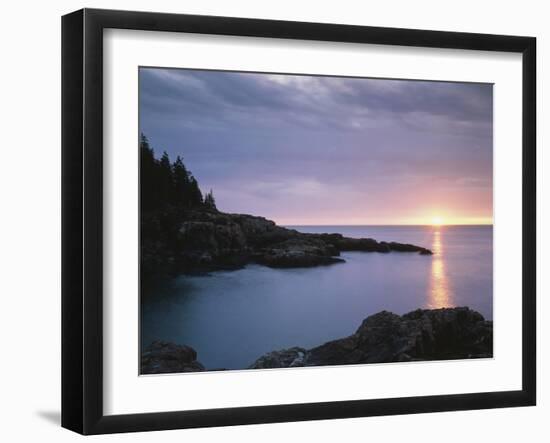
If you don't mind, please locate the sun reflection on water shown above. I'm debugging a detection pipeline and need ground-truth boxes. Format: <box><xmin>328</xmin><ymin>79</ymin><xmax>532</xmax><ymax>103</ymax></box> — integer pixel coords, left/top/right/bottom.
<box><xmin>428</xmin><ymin>228</ymin><xmax>453</xmax><ymax>309</ymax></box>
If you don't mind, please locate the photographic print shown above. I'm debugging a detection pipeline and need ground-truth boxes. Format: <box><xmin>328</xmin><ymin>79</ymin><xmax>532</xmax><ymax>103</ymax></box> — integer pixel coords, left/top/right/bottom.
<box><xmin>139</xmin><ymin>68</ymin><xmax>493</xmax><ymax>374</ymax></box>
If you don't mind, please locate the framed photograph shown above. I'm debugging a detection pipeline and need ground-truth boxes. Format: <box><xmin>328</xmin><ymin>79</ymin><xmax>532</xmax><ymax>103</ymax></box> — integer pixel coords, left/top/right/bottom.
<box><xmin>62</xmin><ymin>8</ymin><xmax>536</xmax><ymax>435</ymax></box>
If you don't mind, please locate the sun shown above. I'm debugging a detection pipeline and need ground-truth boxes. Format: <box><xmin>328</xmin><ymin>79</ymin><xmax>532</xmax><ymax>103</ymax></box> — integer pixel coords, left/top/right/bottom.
<box><xmin>431</xmin><ymin>216</ymin><xmax>444</xmax><ymax>226</ymax></box>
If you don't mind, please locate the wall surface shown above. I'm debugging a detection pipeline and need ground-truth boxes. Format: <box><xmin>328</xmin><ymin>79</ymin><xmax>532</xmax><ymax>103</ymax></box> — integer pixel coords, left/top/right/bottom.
<box><xmin>0</xmin><ymin>0</ymin><xmax>546</xmax><ymax>441</ymax></box>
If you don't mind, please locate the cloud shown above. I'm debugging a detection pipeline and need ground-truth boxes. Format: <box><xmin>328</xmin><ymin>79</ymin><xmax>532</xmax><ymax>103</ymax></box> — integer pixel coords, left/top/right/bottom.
<box><xmin>139</xmin><ymin>68</ymin><xmax>493</xmax><ymax>224</ymax></box>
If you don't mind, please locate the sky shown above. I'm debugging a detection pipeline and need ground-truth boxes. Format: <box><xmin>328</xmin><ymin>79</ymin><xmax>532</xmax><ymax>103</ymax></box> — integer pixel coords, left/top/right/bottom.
<box><xmin>139</xmin><ymin>67</ymin><xmax>493</xmax><ymax>226</ymax></box>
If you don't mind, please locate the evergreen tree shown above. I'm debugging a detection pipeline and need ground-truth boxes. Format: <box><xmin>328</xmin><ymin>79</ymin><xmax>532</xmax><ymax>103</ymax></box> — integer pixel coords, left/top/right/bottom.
<box><xmin>139</xmin><ymin>134</ymin><xmax>214</xmax><ymax>211</ymax></box>
<box><xmin>158</xmin><ymin>151</ymin><xmax>174</xmax><ymax>204</ymax></box>
<box><xmin>172</xmin><ymin>156</ymin><xmax>190</xmax><ymax>206</ymax></box>
<box><xmin>204</xmin><ymin>189</ymin><xmax>217</xmax><ymax>210</ymax></box>
<box><xmin>140</xmin><ymin>133</ymin><xmax>158</xmax><ymax>211</ymax></box>
<box><xmin>188</xmin><ymin>176</ymin><xmax>204</xmax><ymax>207</ymax></box>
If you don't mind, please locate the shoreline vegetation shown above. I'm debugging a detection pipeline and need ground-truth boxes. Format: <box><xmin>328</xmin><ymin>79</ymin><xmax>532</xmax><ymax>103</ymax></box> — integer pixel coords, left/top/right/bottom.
<box><xmin>140</xmin><ymin>136</ymin><xmax>491</xmax><ymax>374</ymax></box>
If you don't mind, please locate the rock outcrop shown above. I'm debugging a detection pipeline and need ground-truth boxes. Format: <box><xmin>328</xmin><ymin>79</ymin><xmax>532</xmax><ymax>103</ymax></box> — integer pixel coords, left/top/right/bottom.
<box><xmin>249</xmin><ymin>307</ymin><xmax>492</xmax><ymax>369</ymax></box>
<box><xmin>141</xmin><ymin>341</ymin><xmax>205</xmax><ymax>374</ymax></box>
<box><xmin>250</xmin><ymin>347</ymin><xmax>308</xmax><ymax>369</ymax></box>
<box><xmin>141</xmin><ymin>307</ymin><xmax>492</xmax><ymax>374</ymax></box>
<box><xmin>141</xmin><ymin>207</ymin><xmax>432</xmax><ymax>278</ymax></box>
<box><xmin>255</xmin><ymin>238</ymin><xmax>345</xmax><ymax>268</ymax></box>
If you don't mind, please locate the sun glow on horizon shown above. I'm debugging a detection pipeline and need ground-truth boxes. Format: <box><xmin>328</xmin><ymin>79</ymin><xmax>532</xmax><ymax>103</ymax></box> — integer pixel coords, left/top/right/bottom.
<box><xmin>272</xmin><ymin>214</ymin><xmax>493</xmax><ymax>227</ymax></box>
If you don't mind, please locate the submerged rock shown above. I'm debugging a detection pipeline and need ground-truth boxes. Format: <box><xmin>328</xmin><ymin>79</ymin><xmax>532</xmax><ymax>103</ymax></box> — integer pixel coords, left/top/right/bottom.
<box><xmin>249</xmin><ymin>307</ymin><xmax>492</xmax><ymax>369</ymax></box>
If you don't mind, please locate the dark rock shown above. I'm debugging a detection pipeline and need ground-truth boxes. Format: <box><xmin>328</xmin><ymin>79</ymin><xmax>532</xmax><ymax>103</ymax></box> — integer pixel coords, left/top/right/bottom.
<box><xmin>309</xmin><ymin>235</ymin><xmax>432</xmax><ymax>255</ymax></box>
<box><xmin>249</xmin><ymin>347</ymin><xmax>308</xmax><ymax>369</ymax></box>
<box><xmin>141</xmin><ymin>341</ymin><xmax>205</xmax><ymax>374</ymax></box>
<box><xmin>332</xmin><ymin>236</ymin><xmax>391</xmax><ymax>252</ymax></box>
<box><xmin>230</xmin><ymin>213</ymin><xmax>296</xmax><ymax>247</ymax></box>
<box><xmin>141</xmin><ymin>206</ymin><xmax>431</xmax><ymax>278</ymax></box>
<box><xmin>385</xmin><ymin>241</ymin><xmax>433</xmax><ymax>255</ymax></box>
<box><xmin>141</xmin><ymin>308</ymin><xmax>491</xmax><ymax>374</ymax></box>
<box><xmin>249</xmin><ymin>307</ymin><xmax>492</xmax><ymax>369</ymax></box>
<box><xmin>255</xmin><ymin>238</ymin><xmax>345</xmax><ymax>268</ymax></box>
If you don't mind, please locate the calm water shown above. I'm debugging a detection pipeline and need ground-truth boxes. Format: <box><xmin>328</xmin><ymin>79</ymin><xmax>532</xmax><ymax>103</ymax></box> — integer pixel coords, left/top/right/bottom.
<box><xmin>141</xmin><ymin>225</ymin><xmax>493</xmax><ymax>370</ymax></box>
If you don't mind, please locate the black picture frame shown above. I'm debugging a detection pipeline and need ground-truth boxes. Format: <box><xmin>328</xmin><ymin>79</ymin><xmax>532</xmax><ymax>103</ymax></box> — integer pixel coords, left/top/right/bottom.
<box><xmin>62</xmin><ymin>8</ymin><xmax>536</xmax><ymax>435</ymax></box>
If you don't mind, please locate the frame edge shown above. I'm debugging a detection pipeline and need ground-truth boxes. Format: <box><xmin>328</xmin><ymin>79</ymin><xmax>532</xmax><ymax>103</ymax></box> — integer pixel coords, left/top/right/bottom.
<box><xmin>521</xmin><ymin>36</ymin><xmax>537</xmax><ymax>406</ymax></box>
<box><xmin>61</xmin><ymin>8</ymin><xmax>85</xmax><ymax>435</ymax></box>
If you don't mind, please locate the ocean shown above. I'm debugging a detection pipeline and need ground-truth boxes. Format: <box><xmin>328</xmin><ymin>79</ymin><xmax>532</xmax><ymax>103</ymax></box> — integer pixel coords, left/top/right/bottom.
<box><xmin>141</xmin><ymin>225</ymin><xmax>493</xmax><ymax>370</ymax></box>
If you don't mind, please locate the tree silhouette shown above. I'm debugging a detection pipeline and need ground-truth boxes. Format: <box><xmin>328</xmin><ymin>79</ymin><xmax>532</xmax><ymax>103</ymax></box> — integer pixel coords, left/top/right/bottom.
<box><xmin>188</xmin><ymin>176</ymin><xmax>204</xmax><ymax>207</ymax></box>
<box><xmin>204</xmin><ymin>189</ymin><xmax>217</xmax><ymax>210</ymax></box>
<box><xmin>172</xmin><ymin>156</ymin><xmax>190</xmax><ymax>206</ymax></box>
<box><xmin>139</xmin><ymin>134</ymin><xmax>211</xmax><ymax>211</ymax></box>
<box><xmin>140</xmin><ymin>133</ymin><xmax>158</xmax><ymax>211</ymax></box>
<box><xmin>158</xmin><ymin>151</ymin><xmax>173</xmax><ymax>204</ymax></box>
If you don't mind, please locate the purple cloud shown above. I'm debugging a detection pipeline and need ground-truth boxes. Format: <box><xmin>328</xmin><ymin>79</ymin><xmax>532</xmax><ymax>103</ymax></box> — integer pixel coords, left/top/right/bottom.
<box><xmin>139</xmin><ymin>68</ymin><xmax>493</xmax><ymax>225</ymax></box>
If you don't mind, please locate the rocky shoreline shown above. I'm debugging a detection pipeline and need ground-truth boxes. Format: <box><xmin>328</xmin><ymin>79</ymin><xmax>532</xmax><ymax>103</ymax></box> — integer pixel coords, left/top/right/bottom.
<box><xmin>142</xmin><ymin>207</ymin><xmax>432</xmax><ymax>279</ymax></box>
<box><xmin>140</xmin><ymin>307</ymin><xmax>493</xmax><ymax>374</ymax></box>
